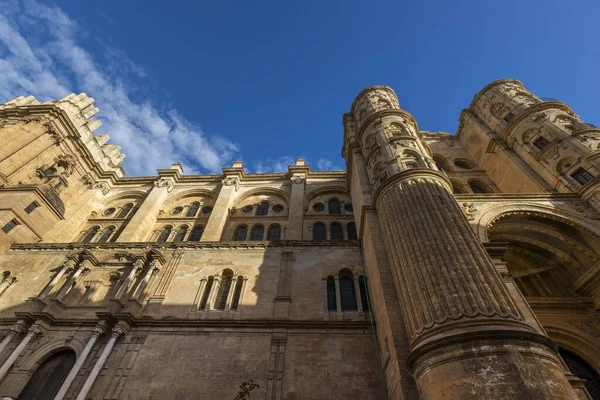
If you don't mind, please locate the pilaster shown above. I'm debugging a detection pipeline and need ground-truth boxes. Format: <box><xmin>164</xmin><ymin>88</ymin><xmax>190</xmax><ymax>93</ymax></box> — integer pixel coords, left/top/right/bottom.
<box><xmin>286</xmin><ymin>159</ymin><xmax>309</xmax><ymax>240</ymax></box>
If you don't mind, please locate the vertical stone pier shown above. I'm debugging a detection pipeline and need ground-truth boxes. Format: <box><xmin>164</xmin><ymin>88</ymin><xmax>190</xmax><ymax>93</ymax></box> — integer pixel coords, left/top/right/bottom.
<box><xmin>343</xmin><ymin>86</ymin><xmax>578</xmax><ymax>399</ymax></box>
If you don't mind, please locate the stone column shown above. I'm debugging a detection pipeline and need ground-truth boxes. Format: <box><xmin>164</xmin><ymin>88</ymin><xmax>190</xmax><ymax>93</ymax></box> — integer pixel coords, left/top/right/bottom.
<box><xmin>114</xmin><ymin>259</ymin><xmax>144</xmax><ymax>301</ymax></box>
<box><xmin>201</xmin><ymin>178</ymin><xmax>239</xmax><ymax>242</ymax></box>
<box><xmin>224</xmin><ymin>276</ymin><xmax>238</xmax><ymax>311</ymax></box>
<box><xmin>40</xmin><ymin>260</ymin><xmax>75</xmax><ymax>297</ymax></box>
<box><xmin>0</xmin><ymin>325</ymin><xmax>40</xmax><ymax>381</ymax></box>
<box><xmin>53</xmin><ymin>326</ymin><xmax>106</xmax><ymax>400</ymax></box>
<box><xmin>353</xmin><ymin>274</ymin><xmax>363</xmax><ymax>313</ymax></box>
<box><xmin>75</xmin><ymin>326</ymin><xmax>124</xmax><ymax>400</ymax></box>
<box><xmin>333</xmin><ymin>274</ymin><xmax>342</xmax><ymax>316</ymax></box>
<box><xmin>0</xmin><ymin>324</ymin><xmax>25</xmax><ymax>357</ymax></box>
<box><xmin>132</xmin><ymin>261</ymin><xmax>159</xmax><ymax>300</ymax></box>
<box><xmin>344</xmin><ymin>86</ymin><xmax>578</xmax><ymax>399</ymax></box>
<box><xmin>55</xmin><ymin>263</ymin><xmax>89</xmax><ymax>301</ymax></box>
<box><xmin>204</xmin><ymin>275</ymin><xmax>220</xmax><ymax>311</ymax></box>
<box><xmin>286</xmin><ymin>160</ymin><xmax>309</xmax><ymax>240</ymax></box>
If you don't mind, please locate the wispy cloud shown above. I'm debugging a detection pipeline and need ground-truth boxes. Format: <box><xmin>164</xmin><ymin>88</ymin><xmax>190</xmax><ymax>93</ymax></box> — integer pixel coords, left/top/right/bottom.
<box><xmin>252</xmin><ymin>156</ymin><xmax>299</xmax><ymax>173</ymax></box>
<box><xmin>0</xmin><ymin>0</ymin><xmax>238</xmax><ymax>176</ymax></box>
<box><xmin>315</xmin><ymin>157</ymin><xmax>343</xmax><ymax>171</ymax></box>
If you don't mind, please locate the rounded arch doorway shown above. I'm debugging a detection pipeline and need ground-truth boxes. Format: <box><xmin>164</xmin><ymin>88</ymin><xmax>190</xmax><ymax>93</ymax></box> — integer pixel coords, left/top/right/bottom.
<box><xmin>559</xmin><ymin>348</ymin><xmax>600</xmax><ymax>399</ymax></box>
<box><xmin>18</xmin><ymin>350</ymin><xmax>75</xmax><ymax>400</ymax></box>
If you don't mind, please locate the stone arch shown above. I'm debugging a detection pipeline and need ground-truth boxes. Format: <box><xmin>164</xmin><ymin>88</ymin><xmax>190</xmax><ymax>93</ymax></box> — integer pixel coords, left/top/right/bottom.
<box><xmin>161</xmin><ymin>188</ymin><xmax>218</xmax><ymax>209</ymax></box>
<box><xmin>100</xmin><ymin>190</ymin><xmax>148</xmax><ymax>206</ymax></box>
<box><xmin>467</xmin><ymin>178</ymin><xmax>495</xmax><ymax>194</ymax></box>
<box><xmin>476</xmin><ymin>204</ymin><xmax>600</xmax><ymax>243</ymax></box>
<box><xmin>544</xmin><ymin>323</ymin><xmax>600</xmax><ymax>374</ymax></box>
<box><xmin>304</xmin><ymin>186</ymin><xmax>347</xmax><ymax>206</ymax></box>
<box><xmin>233</xmin><ymin>187</ymin><xmax>290</xmax><ymax>208</ymax></box>
<box><xmin>19</xmin><ymin>336</ymin><xmax>86</xmax><ymax>372</ymax></box>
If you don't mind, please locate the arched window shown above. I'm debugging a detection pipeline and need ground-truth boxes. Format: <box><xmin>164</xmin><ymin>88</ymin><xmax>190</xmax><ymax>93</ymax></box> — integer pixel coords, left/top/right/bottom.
<box><xmin>17</xmin><ymin>350</ymin><xmax>76</xmax><ymax>400</ymax></box>
<box><xmin>469</xmin><ymin>182</ymin><xmax>488</xmax><ymax>194</ymax></box>
<box><xmin>173</xmin><ymin>226</ymin><xmax>188</xmax><ymax>242</ymax></box>
<box><xmin>330</xmin><ymin>222</ymin><xmax>344</xmax><ymax>240</ymax></box>
<box><xmin>256</xmin><ymin>201</ymin><xmax>269</xmax><ymax>216</ymax></box>
<box><xmin>189</xmin><ymin>225</ymin><xmax>204</xmax><ymax>241</ymax></box>
<box><xmin>199</xmin><ymin>276</ymin><xmax>213</xmax><ymax>310</ymax></box>
<box><xmin>214</xmin><ymin>270</ymin><xmax>233</xmax><ymax>310</ymax></box>
<box><xmin>347</xmin><ymin>222</ymin><xmax>357</xmax><ymax>240</ymax></box>
<box><xmin>313</xmin><ymin>223</ymin><xmax>326</xmax><ymax>241</ymax></box>
<box><xmin>231</xmin><ymin>276</ymin><xmax>244</xmax><ymax>310</ymax></box>
<box><xmin>339</xmin><ymin>269</ymin><xmax>357</xmax><ymax>311</ymax></box>
<box><xmin>326</xmin><ymin>276</ymin><xmax>337</xmax><ymax>311</ymax></box>
<box><xmin>559</xmin><ymin>348</ymin><xmax>600</xmax><ymax>399</ymax></box>
<box><xmin>359</xmin><ymin>275</ymin><xmax>370</xmax><ymax>312</ymax></box>
<box><xmin>452</xmin><ymin>185</ymin><xmax>462</xmax><ymax>194</ymax></box>
<box><xmin>97</xmin><ymin>226</ymin><xmax>115</xmax><ymax>243</ymax></box>
<box><xmin>267</xmin><ymin>224</ymin><xmax>281</xmax><ymax>241</ymax></box>
<box><xmin>116</xmin><ymin>203</ymin><xmax>134</xmax><ymax>219</ymax></box>
<box><xmin>157</xmin><ymin>226</ymin><xmax>172</xmax><ymax>243</ymax></box>
<box><xmin>250</xmin><ymin>224</ymin><xmax>264</xmax><ymax>241</ymax></box>
<box><xmin>186</xmin><ymin>202</ymin><xmax>200</xmax><ymax>217</ymax></box>
<box><xmin>233</xmin><ymin>225</ymin><xmax>248</xmax><ymax>241</ymax></box>
<box><xmin>81</xmin><ymin>226</ymin><xmax>99</xmax><ymax>243</ymax></box>
<box><xmin>328</xmin><ymin>198</ymin><xmax>341</xmax><ymax>215</ymax></box>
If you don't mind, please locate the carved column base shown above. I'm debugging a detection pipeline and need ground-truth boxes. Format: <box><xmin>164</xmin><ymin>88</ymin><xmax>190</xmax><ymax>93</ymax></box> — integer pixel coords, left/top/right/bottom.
<box><xmin>409</xmin><ymin>334</ymin><xmax>577</xmax><ymax>400</ymax></box>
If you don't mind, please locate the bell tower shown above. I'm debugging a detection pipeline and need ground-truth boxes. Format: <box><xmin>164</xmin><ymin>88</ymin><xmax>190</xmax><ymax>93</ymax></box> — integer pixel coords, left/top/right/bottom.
<box><xmin>343</xmin><ymin>86</ymin><xmax>579</xmax><ymax>399</ymax></box>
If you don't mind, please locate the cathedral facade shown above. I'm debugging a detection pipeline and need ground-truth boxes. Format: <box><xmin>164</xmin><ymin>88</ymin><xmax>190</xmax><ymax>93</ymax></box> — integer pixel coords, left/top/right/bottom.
<box><xmin>0</xmin><ymin>79</ymin><xmax>598</xmax><ymax>399</ymax></box>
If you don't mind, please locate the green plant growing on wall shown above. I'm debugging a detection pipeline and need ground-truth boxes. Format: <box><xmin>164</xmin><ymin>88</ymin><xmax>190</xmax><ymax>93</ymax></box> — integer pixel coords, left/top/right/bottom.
<box><xmin>234</xmin><ymin>379</ymin><xmax>260</xmax><ymax>399</ymax></box>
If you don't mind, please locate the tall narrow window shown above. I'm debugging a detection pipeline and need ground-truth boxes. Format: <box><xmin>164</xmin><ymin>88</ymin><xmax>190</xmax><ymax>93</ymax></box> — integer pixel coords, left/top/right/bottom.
<box><xmin>469</xmin><ymin>182</ymin><xmax>488</xmax><ymax>194</ymax></box>
<box><xmin>233</xmin><ymin>225</ymin><xmax>248</xmax><ymax>241</ymax></box>
<box><xmin>157</xmin><ymin>226</ymin><xmax>172</xmax><ymax>243</ymax></box>
<box><xmin>256</xmin><ymin>201</ymin><xmax>269</xmax><ymax>216</ymax></box>
<box><xmin>326</xmin><ymin>276</ymin><xmax>337</xmax><ymax>311</ymax></box>
<box><xmin>214</xmin><ymin>270</ymin><xmax>233</xmax><ymax>310</ymax></box>
<box><xmin>97</xmin><ymin>226</ymin><xmax>115</xmax><ymax>243</ymax></box>
<box><xmin>267</xmin><ymin>224</ymin><xmax>281</xmax><ymax>241</ymax></box>
<box><xmin>24</xmin><ymin>201</ymin><xmax>40</xmax><ymax>214</ymax></box>
<box><xmin>571</xmin><ymin>168</ymin><xmax>594</xmax><ymax>185</ymax></box>
<box><xmin>186</xmin><ymin>202</ymin><xmax>200</xmax><ymax>217</ymax></box>
<box><xmin>347</xmin><ymin>222</ymin><xmax>357</xmax><ymax>240</ymax></box>
<box><xmin>339</xmin><ymin>270</ymin><xmax>357</xmax><ymax>311</ymax></box>
<box><xmin>330</xmin><ymin>222</ymin><xmax>343</xmax><ymax>240</ymax></box>
<box><xmin>81</xmin><ymin>226</ymin><xmax>99</xmax><ymax>243</ymax></box>
<box><xmin>173</xmin><ymin>226</ymin><xmax>188</xmax><ymax>242</ymax></box>
<box><xmin>359</xmin><ymin>275</ymin><xmax>370</xmax><ymax>312</ymax></box>
<box><xmin>199</xmin><ymin>276</ymin><xmax>213</xmax><ymax>310</ymax></box>
<box><xmin>116</xmin><ymin>203</ymin><xmax>134</xmax><ymax>219</ymax></box>
<box><xmin>313</xmin><ymin>223</ymin><xmax>326</xmax><ymax>241</ymax></box>
<box><xmin>231</xmin><ymin>276</ymin><xmax>244</xmax><ymax>310</ymax></box>
<box><xmin>328</xmin><ymin>198</ymin><xmax>341</xmax><ymax>215</ymax></box>
<box><xmin>1</xmin><ymin>219</ymin><xmax>19</xmax><ymax>234</ymax></box>
<box><xmin>189</xmin><ymin>225</ymin><xmax>204</xmax><ymax>241</ymax></box>
<box><xmin>250</xmin><ymin>224</ymin><xmax>264</xmax><ymax>241</ymax></box>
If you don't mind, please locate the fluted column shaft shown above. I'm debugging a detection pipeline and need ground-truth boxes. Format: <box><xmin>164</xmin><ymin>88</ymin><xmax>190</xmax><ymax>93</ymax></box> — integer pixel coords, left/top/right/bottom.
<box><xmin>75</xmin><ymin>327</ymin><xmax>123</xmax><ymax>400</ymax></box>
<box><xmin>114</xmin><ymin>261</ymin><xmax>143</xmax><ymax>301</ymax></box>
<box><xmin>56</xmin><ymin>264</ymin><xmax>88</xmax><ymax>300</ymax></box>
<box><xmin>54</xmin><ymin>327</ymin><xmax>105</xmax><ymax>400</ymax></box>
<box><xmin>0</xmin><ymin>325</ymin><xmax>40</xmax><ymax>381</ymax></box>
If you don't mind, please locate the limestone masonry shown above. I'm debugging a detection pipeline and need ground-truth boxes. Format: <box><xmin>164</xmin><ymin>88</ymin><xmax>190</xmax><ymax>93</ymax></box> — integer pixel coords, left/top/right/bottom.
<box><xmin>0</xmin><ymin>79</ymin><xmax>599</xmax><ymax>399</ymax></box>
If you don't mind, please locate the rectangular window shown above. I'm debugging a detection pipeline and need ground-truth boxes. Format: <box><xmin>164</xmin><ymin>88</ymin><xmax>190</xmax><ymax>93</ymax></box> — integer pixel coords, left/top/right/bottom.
<box><xmin>533</xmin><ymin>137</ymin><xmax>550</xmax><ymax>150</ymax></box>
<box><xmin>24</xmin><ymin>201</ymin><xmax>40</xmax><ymax>214</ymax></box>
<box><xmin>1</xmin><ymin>219</ymin><xmax>19</xmax><ymax>234</ymax></box>
<box><xmin>405</xmin><ymin>161</ymin><xmax>419</xmax><ymax>169</ymax></box>
<box><xmin>503</xmin><ymin>112</ymin><xmax>515</xmax><ymax>123</ymax></box>
<box><xmin>571</xmin><ymin>168</ymin><xmax>594</xmax><ymax>186</ymax></box>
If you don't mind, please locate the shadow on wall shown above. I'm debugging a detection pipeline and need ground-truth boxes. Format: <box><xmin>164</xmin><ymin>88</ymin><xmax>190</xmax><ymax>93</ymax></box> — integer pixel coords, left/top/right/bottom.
<box><xmin>0</xmin><ymin>244</ymin><xmax>385</xmax><ymax>400</ymax></box>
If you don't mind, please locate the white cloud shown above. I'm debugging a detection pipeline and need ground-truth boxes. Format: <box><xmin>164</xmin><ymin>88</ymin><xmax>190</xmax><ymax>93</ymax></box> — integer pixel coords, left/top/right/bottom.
<box><xmin>0</xmin><ymin>0</ymin><xmax>238</xmax><ymax>176</ymax></box>
<box><xmin>315</xmin><ymin>157</ymin><xmax>343</xmax><ymax>171</ymax></box>
<box><xmin>252</xmin><ymin>156</ymin><xmax>298</xmax><ymax>173</ymax></box>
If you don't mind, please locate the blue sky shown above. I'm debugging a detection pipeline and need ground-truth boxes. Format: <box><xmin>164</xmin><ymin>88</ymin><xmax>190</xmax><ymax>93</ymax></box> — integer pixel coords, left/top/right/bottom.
<box><xmin>0</xmin><ymin>0</ymin><xmax>598</xmax><ymax>176</ymax></box>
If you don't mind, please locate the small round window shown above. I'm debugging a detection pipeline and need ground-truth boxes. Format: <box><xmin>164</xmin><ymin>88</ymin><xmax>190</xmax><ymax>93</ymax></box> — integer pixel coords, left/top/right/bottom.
<box><xmin>171</xmin><ymin>206</ymin><xmax>183</xmax><ymax>215</ymax></box>
<box><xmin>272</xmin><ymin>204</ymin><xmax>284</xmax><ymax>213</ymax></box>
<box><xmin>344</xmin><ymin>203</ymin><xmax>353</xmax><ymax>212</ymax></box>
<box><xmin>454</xmin><ymin>159</ymin><xmax>474</xmax><ymax>169</ymax></box>
<box><xmin>103</xmin><ymin>207</ymin><xmax>116</xmax><ymax>216</ymax></box>
<box><xmin>242</xmin><ymin>205</ymin><xmax>253</xmax><ymax>213</ymax></box>
<box><xmin>201</xmin><ymin>206</ymin><xmax>213</xmax><ymax>214</ymax></box>
<box><xmin>313</xmin><ymin>203</ymin><xmax>325</xmax><ymax>212</ymax></box>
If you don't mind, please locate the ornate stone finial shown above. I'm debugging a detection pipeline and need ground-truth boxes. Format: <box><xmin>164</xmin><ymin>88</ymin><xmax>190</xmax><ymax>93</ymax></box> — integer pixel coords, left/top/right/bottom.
<box><xmin>222</xmin><ymin>176</ymin><xmax>240</xmax><ymax>191</ymax></box>
<box><xmin>154</xmin><ymin>177</ymin><xmax>174</xmax><ymax>193</ymax></box>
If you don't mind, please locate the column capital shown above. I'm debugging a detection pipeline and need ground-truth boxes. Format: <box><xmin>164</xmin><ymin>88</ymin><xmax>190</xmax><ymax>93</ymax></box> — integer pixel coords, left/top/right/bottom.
<box><xmin>111</xmin><ymin>326</ymin><xmax>126</xmax><ymax>338</ymax></box>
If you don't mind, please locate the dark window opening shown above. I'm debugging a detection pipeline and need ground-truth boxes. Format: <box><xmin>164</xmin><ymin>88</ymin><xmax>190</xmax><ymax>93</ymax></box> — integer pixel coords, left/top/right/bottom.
<box><xmin>469</xmin><ymin>183</ymin><xmax>488</xmax><ymax>194</ymax></box>
<box><xmin>503</xmin><ymin>112</ymin><xmax>515</xmax><ymax>123</ymax></box>
<box><xmin>173</xmin><ymin>226</ymin><xmax>188</xmax><ymax>242</ymax></box>
<box><xmin>347</xmin><ymin>222</ymin><xmax>357</xmax><ymax>240</ymax></box>
<box><xmin>117</xmin><ymin>203</ymin><xmax>133</xmax><ymax>219</ymax></box>
<box><xmin>250</xmin><ymin>224</ymin><xmax>264</xmax><ymax>241</ymax></box>
<box><xmin>330</xmin><ymin>222</ymin><xmax>344</xmax><ymax>240</ymax></box>
<box><xmin>328</xmin><ymin>199</ymin><xmax>341</xmax><ymax>215</ymax></box>
<box><xmin>2</xmin><ymin>219</ymin><xmax>19</xmax><ymax>234</ymax></box>
<box><xmin>267</xmin><ymin>224</ymin><xmax>281</xmax><ymax>241</ymax></box>
<box><xmin>233</xmin><ymin>225</ymin><xmax>248</xmax><ymax>241</ymax></box>
<box><xmin>313</xmin><ymin>223</ymin><xmax>326</xmax><ymax>241</ymax></box>
<box><xmin>81</xmin><ymin>226</ymin><xmax>98</xmax><ymax>243</ymax></box>
<box><xmin>199</xmin><ymin>277</ymin><xmax>213</xmax><ymax>310</ymax></box>
<box><xmin>326</xmin><ymin>276</ymin><xmax>337</xmax><ymax>311</ymax></box>
<box><xmin>25</xmin><ymin>201</ymin><xmax>40</xmax><ymax>214</ymax></box>
<box><xmin>571</xmin><ymin>168</ymin><xmax>594</xmax><ymax>186</ymax></box>
<box><xmin>339</xmin><ymin>272</ymin><xmax>358</xmax><ymax>311</ymax></box>
<box><xmin>533</xmin><ymin>137</ymin><xmax>550</xmax><ymax>150</ymax></box>
<box><xmin>189</xmin><ymin>226</ymin><xmax>204</xmax><ymax>241</ymax></box>
<box><xmin>97</xmin><ymin>227</ymin><xmax>115</xmax><ymax>243</ymax></box>
<box><xmin>186</xmin><ymin>203</ymin><xmax>200</xmax><ymax>217</ymax></box>
<box><xmin>256</xmin><ymin>202</ymin><xmax>269</xmax><ymax>216</ymax></box>
<box><xmin>157</xmin><ymin>226</ymin><xmax>172</xmax><ymax>243</ymax></box>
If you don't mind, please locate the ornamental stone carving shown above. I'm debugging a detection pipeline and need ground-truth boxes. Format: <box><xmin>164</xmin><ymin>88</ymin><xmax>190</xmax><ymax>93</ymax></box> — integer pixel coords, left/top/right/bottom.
<box><xmin>154</xmin><ymin>178</ymin><xmax>174</xmax><ymax>193</ymax></box>
<box><xmin>290</xmin><ymin>174</ymin><xmax>305</xmax><ymax>184</ymax></box>
<box><xmin>221</xmin><ymin>176</ymin><xmax>239</xmax><ymax>191</ymax></box>
<box><xmin>93</xmin><ymin>181</ymin><xmax>110</xmax><ymax>195</ymax></box>
<box><xmin>461</xmin><ymin>202</ymin><xmax>478</xmax><ymax>221</ymax></box>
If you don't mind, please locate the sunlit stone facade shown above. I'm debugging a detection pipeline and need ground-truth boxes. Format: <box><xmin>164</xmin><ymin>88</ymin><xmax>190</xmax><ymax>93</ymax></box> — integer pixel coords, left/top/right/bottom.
<box><xmin>0</xmin><ymin>79</ymin><xmax>598</xmax><ymax>399</ymax></box>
